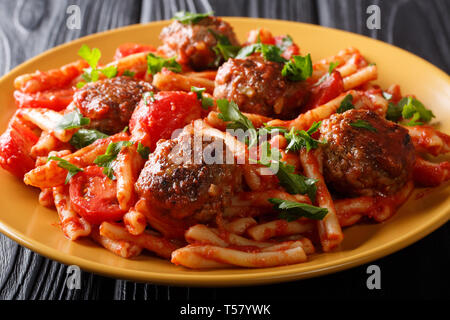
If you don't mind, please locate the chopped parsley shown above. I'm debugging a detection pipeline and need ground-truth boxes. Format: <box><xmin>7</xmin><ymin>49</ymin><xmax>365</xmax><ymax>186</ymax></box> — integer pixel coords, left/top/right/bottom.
<box><xmin>137</xmin><ymin>142</ymin><xmax>151</xmax><ymax>160</ymax></box>
<box><xmin>172</xmin><ymin>11</ymin><xmax>213</xmax><ymax>24</ymax></box>
<box><xmin>69</xmin><ymin>129</ymin><xmax>108</xmax><ymax>149</ymax></box>
<box><xmin>281</xmin><ymin>54</ymin><xmax>313</xmax><ymax>81</ymax></box>
<box><xmin>56</xmin><ymin>109</ymin><xmax>90</xmax><ymax>130</ymax></box>
<box><xmin>236</xmin><ymin>42</ymin><xmax>287</xmax><ymax>63</ymax></box>
<box><xmin>94</xmin><ymin>141</ymin><xmax>133</xmax><ymax>179</ymax></box>
<box><xmin>122</xmin><ymin>69</ymin><xmax>135</xmax><ymax>77</ymax></box>
<box><xmin>191</xmin><ymin>86</ymin><xmax>214</xmax><ymax>110</ymax></box>
<box><xmin>77</xmin><ymin>44</ymin><xmax>118</xmax><ymax>88</ymax></box>
<box><xmin>147</xmin><ymin>53</ymin><xmax>182</xmax><ymax>75</ymax></box>
<box><xmin>47</xmin><ymin>156</ymin><xmax>83</xmax><ymax>184</ymax></box>
<box><xmin>328</xmin><ymin>61</ymin><xmax>339</xmax><ymax>74</ymax></box>
<box><xmin>216</xmin><ymin>99</ymin><xmax>258</xmax><ymax>147</ymax></box>
<box><xmin>386</xmin><ymin>96</ymin><xmax>435</xmax><ymax>125</ymax></box>
<box><xmin>269</xmin><ymin>198</ymin><xmax>328</xmax><ymax>221</ymax></box>
<box><xmin>259</xmin><ymin>142</ymin><xmax>318</xmax><ymax>203</ymax></box>
<box><xmin>336</xmin><ymin>94</ymin><xmax>355</xmax><ymax>114</ymax></box>
<box><xmin>209</xmin><ymin>29</ymin><xmax>241</xmax><ymax>66</ymax></box>
<box><xmin>284</xmin><ymin>121</ymin><xmax>324</xmax><ymax>152</ymax></box>
<box><xmin>350</xmin><ymin>119</ymin><xmax>377</xmax><ymax>132</ymax></box>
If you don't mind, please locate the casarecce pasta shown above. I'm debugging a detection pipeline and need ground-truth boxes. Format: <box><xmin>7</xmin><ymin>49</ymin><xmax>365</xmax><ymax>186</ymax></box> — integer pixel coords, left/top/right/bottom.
<box><xmin>0</xmin><ymin>12</ymin><xmax>448</xmax><ymax>269</ymax></box>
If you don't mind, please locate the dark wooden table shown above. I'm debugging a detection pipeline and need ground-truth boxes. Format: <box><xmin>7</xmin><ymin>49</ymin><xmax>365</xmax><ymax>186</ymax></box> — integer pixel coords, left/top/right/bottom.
<box><xmin>0</xmin><ymin>0</ymin><xmax>448</xmax><ymax>301</ymax></box>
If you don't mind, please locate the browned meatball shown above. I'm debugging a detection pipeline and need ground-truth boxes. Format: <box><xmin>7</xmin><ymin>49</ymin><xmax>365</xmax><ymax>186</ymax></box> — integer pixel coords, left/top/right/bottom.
<box><xmin>320</xmin><ymin>109</ymin><xmax>415</xmax><ymax>197</ymax></box>
<box><xmin>73</xmin><ymin>77</ymin><xmax>154</xmax><ymax>134</ymax></box>
<box><xmin>159</xmin><ymin>16</ymin><xmax>239</xmax><ymax>70</ymax></box>
<box><xmin>135</xmin><ymin>130</ymin><xmax>242</xmax><ymax>223</ymax></box>
<box><xmin>214</xmin><ymin>55</ymin><xmax>308</xmax><ymax>119</ymax></box>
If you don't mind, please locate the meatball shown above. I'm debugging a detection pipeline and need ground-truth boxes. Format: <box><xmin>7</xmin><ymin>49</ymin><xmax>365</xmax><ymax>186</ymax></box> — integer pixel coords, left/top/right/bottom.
<box><xmin>73</xmin><ymin>76</ymin><xmax>154</xmax><ymax>134</ymax></box>
<box><xmin>159</xmin><ymin>16</ymin><xmax>239</xmax><ymax>70</ymax></box>
<box><xmin>135</xmin><ymin>130</ymin><xmax>242</xmax><ymax>223</ymax></box>
<box><xmin>214</xmin><ymin>55</ymin><xmax>307</xmax><ymax>119</ymax></box>
<box><xmin>320</xmin><ymin>109</ymin><xmax>415</xmax><ymax>197</ymax></box>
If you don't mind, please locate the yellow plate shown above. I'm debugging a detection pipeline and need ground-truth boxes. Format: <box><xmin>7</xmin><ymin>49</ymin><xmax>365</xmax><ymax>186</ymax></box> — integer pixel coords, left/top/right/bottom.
<box><xmin>0</xmin><ymin>18</ymin><xmax>448</xmax><ymax>286</ymax></box>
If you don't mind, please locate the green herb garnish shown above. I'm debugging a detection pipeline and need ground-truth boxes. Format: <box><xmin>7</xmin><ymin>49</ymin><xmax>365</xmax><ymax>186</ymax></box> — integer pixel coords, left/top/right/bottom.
<box><xmin>69</xmin><ymin>129</ymin><xmax>108</xmax><ymax>149</ymax></box>
<box><xmin>94</xmin><ymin>141</ymin><xmax>133</xmax><ymax>179</ymax></box>
<box><xmin>350</xmin><ymin>119</ymin><xmax>377</xmax><ymax>132</ymax></box>
<box><xmin>336</xmin><ymin>94</ymin><xmax>355</xmax><ymax>114</ymax></box>
<box><xmin>147</xmin><ymin>53</ymin><xmax>182</xmax><ymax>75</ymax></box>
<box><xmin>56</xmin><ymin>109</ymin><xmax>90</xmax><ymax>130</ymax></box>
<box><xmin>284</xmin><ymin>121</ymin><xmax>324</xmax><ymax>152</ymax></box>
<box><xmin>191</xmin><ymin>86</ymin><xmax>214</xmax><ymax>110</ymax></box>
<box><xmin>209</xmin><ymin>29</ymin><xmax>241</xmax><ymax>66</ymax></box>
<box><xmin>216</xmin><ymin>99</ymin><xmax>258</xmax><ymax>147</ymax></box>
<box><xmin>281</xmin><ymin>54</ymin><xmax>313</xmax><ymax>81</ymax></box>
<box><xmin>137</xmin><ymin>142</ymin><xmax>150</xmax><ymax>160</ymax></box>
<box><xmin>77</xmin><ymin>44</ymin><xmax>118</xmax><ymax>88</ymax></box>
<box><xmin>47</xmin><ymin>156</ymin><xmax>83</xmax><ymax>184</ymax></box>
<box><xmin>269</xmin><ymin>198</ymin><xmax>328</xmax><ymax>221</ymax></box>
<box><xmin>386</xmin><ymin>96</ymin><xmax>434</xmax><ymax>125</ymax></box>
<box><xmin>172</xmin><ymin>11</ymin><xmax>213</xmax><ymax>24</ymax></box>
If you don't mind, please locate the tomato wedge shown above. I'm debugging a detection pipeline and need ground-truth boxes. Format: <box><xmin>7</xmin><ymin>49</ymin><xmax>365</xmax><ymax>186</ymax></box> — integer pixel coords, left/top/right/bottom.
<box><xmin>129</xmin><ymin>91</ymin><xmax>202</xmax><ymax>151</ymax></box>
<box><xmin>306</xmin><ymin>70</ymin><xmax>344</xmax><ymax>110</ymax></box>
<box><xmin>69</xmin><ymin>166</ymin><xmax>125</xmax><ymax>225</ymax></box>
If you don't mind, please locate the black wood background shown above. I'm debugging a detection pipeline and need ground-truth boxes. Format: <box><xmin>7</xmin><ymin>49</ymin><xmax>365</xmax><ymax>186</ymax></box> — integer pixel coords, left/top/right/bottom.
<box><xmin>0</xmin><ymin>0</ymin><xmax>448</xmax><ymax>301</ymax></box>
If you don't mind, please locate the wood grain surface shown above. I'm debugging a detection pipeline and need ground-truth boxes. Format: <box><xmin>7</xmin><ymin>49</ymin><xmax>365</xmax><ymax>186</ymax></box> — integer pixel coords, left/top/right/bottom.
<box><xmin>0</xmin><ymin>0</ymin><xmax>448</xmax><ymax>300</ymax></box>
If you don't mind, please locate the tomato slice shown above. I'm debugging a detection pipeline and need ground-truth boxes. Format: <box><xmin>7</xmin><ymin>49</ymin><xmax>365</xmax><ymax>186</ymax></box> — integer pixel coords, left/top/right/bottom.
<box><xmin>69</xmin><ymin>166</ymin><xmax>125</xmax><ymax>225</ymax></box>
<box><xmin>274</xmin><ymin>35</ymin><xmax>300</xmax><ymax>60</ymax></box>
<box><xmin>129</xmin><ymin>90</ymin><xmax>202</xmax><ymax>151</ymax></box>
<box><xmin>113</xmin><ymin>43</ymin><xmax>155</xmax><ymax>60</ymax></box>
<box><xmin>306</xmin><ymin>70</ymin><xmax>344</xmax><ymax>110</ymax></box>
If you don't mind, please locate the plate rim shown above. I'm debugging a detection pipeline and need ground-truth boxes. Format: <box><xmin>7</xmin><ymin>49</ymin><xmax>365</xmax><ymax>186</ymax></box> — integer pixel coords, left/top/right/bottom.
<box><xmin>0</xmin><ymin>17</ymin><xmax>449</xmax><ymax>287</ymax></box>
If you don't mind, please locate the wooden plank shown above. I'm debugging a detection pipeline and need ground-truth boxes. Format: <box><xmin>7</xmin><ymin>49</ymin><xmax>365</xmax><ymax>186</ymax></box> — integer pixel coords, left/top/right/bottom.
<box><xmin>316</xmin><ymin>0</ymin><xmax>449</xmax><ymax>72</ymax></box>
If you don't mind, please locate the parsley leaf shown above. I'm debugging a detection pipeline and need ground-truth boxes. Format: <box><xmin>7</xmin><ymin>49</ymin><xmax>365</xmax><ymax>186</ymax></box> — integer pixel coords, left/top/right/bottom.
<box><xmin>336</xmin><ymin>94</ymin><xmax>355</xmax><ymax>114</ymax></box>
<box><xmin>284</xmin><ymin>121</ymin><xmax>324</xmax><ymax>152</ymax></box>
<box><xmin>56</xmin><ymin>109</ymin><xmax>90</xmax><ymax>130</ymax></box>
<box><xmin>78</xmin><ymin>44</ymin><xmax>101</xmax><ymax>69</ymax></box>
<box><xmin>69</xmin><ymin>128</ymin><xmax>108</xmax><ymax>149</ymax></box>
<box><xmin>400</xmin><ymin>97</ymin><xmax>435</xmax><ymax>125</ymax></box>
<box><xmin>77</xmin><ymin>44</ymin><xmax>118</xmax><ymax>88</ymax></box>
<box><xmin>269</xmin><ymin>198</ymin><xmax>328</xmax><ymax>221</ymax></box>
<box><xmin>147</xmin><ymin>53</ymin><xmax>182</xmax><ymax>75</ymax></box>
<box><xmin>281</xmin><ymin>54</ymin><xmax>313</xmax><ymax>81</ymax></box>
<box><xmin>191</xmin><ymin>86</ymin><xmax>214</xmax><ymax>110</ymax></box>
<box><xmin>236</xmin><ymin>43</ymin><xmax>287</xmax><ymax>63</ymax></box>
<box><xmin>209</xmin><ymin>29</ymin><xmax>241</xmax><ymax>66</ymax></box>
<box><xmin>172</xmin><ymin>11</ymin><xmax>213</xmax><ymax>24</ymax></box>
<box><xmin>94</xmin><ymin>141</ymin><xmax>133</xmax><ymax>179</ymax></box>
<box><xmin>258</xmin><ymin>142</ymin><xmax>318</xmax><ymax>202</ymax></box>
<box><xmin>350</xmin><ymin>119</ymin><xmax>377</xmax><ymax>132</ymax></box>
<box><xmin>386</xmin><ymin>96</ymin><xmax>435</xmax><ymax>125</ymax></box>
<box><xmin>328</xmin><ymin>61</ymin><xmax>339</xmax><ymax>74</ymax></box>
<box><xmin>137</xmin><ymin>142</ymin><xmax>150</xmax><ymax>160</ymax></box>
<box><xmin>216</xmin><ymin>99</ymin><xmax>258</xmax><ymax>147</ymax></box>
<box><xmin>122</xmin><ymin>70</ymin><xmax>135</xmax><ymax>77</ymax></box>
<box><xmin>47</xmin><ymin>156</ymin><xmax>83</xmax><ymax>184</ymax></box>
<box><xmin>386</xmin><ymin>102</ymin><xmax>403</xmax><ymax>122</ymax></box>
<box><xmin>100</xmin><ymin>65</ymin><xmax>118</xmax><ymax>78</ymax></box>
